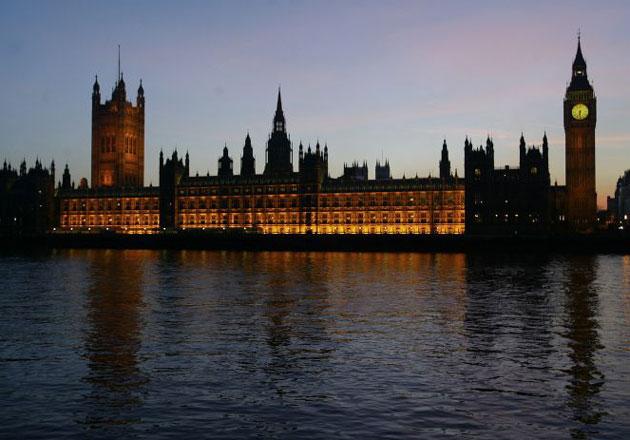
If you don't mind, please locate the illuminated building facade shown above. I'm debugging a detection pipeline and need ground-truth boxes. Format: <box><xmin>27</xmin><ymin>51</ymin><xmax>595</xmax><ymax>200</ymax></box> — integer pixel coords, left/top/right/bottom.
<box><xmin>58</xmin><ymin>186</ymin><xmax>160</xmax><ymax>233</ymax></box>
<box><xmin>161</xmin><ymin>91</ymin><xmax>464</xmax><ymax>234</ymax></box>
<box><xmin>58</xmin><ymin>88</ymin><xmax>464</xmax><ymax>234</ymax></box>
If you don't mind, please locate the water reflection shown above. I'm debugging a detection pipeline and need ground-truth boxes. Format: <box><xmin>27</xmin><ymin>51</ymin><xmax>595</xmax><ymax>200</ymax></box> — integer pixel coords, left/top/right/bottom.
<box><xmin>563</xmin><ymin>257</ymin><xmax>605</xmax><ymax>439</ymax></box>
<box><xmin>463</xmin><ymin>254</ymin><xmax>554</xmax><ymax>358</ymax></box>
<box><xmin>257</xmin><ymin>253</ymin><xmax>334</xmax><ymax>399</ymax></box>
<box><xmin>82</xmin><ymin>250</ymin><xmax>148</xmax><ymax>429</ymax></box>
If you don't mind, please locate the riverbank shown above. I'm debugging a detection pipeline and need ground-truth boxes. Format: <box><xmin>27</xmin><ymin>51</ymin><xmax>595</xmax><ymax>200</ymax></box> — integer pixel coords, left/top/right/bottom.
<box><xmin>1</xmin><ymin>231</ymin><xmax>629</xmax><ymax>254</ymax></box>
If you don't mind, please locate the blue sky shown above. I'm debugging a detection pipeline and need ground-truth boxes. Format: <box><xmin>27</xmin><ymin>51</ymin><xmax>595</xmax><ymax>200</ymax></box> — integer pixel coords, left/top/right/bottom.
<box><xmin>1</xmin><ymin>0</ymin><xmax>629</xmax><ymax>206</ymax></box>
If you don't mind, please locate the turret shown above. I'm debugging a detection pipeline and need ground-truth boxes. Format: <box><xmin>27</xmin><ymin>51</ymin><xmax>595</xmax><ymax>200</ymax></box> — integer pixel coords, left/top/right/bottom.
<box><xmin>486</xmin><ymin>136</ymin><xmax>494</xmax><ymax>160</ymax></box>
<box><xmin>92</xmin><ymin>75</ymin><xmax>100</xmax><ymax>108</ymax></box>
<box><xmin>218</xmin><ymin>145</ymin><xmax>233</xmax><ymax>178</ymax></box>
<box><xmin>439</xmin><ymin>139</ymin><xmax>451</xmax><ymax>179</ymax></box>
<box><xmin>519</xmin><ymin>133</ymin><xmax>526</xmax><ymax>166</ymax></box>
<box><xmin>62</xmin><ymin>164</ymin><xmax>71</xmax><ymax>190</ymax></box>
<box><xmin>137</xmin><ymin>79</ymin><xmax>145</xmax><ymax>108</ymax></box>
<box><xmin>113</xmin><ymin>72</ymin><xmax>127</xmax><ymax>102</ymax></box>
<box><xmin>240</xmin><ymin>133</ymin><xmax>256</xmax><ymax>177</ymax></box>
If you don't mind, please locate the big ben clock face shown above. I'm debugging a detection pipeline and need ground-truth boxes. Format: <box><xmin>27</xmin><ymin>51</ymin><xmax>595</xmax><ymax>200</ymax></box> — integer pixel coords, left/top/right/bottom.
<box><xmin>572</xmin><ymin>103</ymin><xmax>589</xmax><ymax>120</ymax></box>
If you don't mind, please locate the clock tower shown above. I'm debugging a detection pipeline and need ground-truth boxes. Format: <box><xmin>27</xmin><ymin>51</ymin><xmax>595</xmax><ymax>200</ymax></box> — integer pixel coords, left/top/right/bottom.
<box><xmin>564</xmin><ymin>35</ymin><xmax>597</xmax><ymax>231</ymax></box>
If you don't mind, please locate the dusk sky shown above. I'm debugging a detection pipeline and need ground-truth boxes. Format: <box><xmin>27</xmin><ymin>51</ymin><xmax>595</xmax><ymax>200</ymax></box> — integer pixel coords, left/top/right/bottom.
<box><xmin>1</xmin><ymin>0</ymin><xmax>629</xmax><ymax>207</ymax></box>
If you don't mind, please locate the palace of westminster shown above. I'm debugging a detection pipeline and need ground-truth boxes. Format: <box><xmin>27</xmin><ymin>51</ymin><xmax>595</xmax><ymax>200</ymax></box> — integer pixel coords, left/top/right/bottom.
<box><xmin>1</xmin><ymin>38</ymin><xmax>606</xmax><ymax>235</ymax></box>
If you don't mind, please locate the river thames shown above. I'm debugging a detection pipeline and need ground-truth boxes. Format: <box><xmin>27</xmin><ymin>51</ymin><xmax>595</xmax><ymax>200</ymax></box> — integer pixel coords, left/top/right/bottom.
<box><xmin>1</xmin><ymin>250</ymin><xmax>629</xmax><ymax>439</ymax></box>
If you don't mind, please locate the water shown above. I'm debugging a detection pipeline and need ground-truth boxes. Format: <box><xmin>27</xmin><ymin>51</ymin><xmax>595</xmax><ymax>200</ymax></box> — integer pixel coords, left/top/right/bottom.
<box><xmin>1</xmin><ymin>250</ymin><xmax>629</xmax><ymax>439</ymax></box>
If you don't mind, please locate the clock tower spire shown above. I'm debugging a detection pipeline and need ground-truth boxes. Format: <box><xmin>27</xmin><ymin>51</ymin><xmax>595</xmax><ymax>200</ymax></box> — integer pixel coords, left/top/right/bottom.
<box><xmin>564</xmin><ymin>34</ymin><xmax>597</xmax><ymax>231</ymax></box>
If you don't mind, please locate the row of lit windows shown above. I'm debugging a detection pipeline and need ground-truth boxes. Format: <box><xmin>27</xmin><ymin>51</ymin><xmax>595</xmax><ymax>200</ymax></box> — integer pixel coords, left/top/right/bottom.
<box><xmin>179</xmin><ymin>185</ymin><xmax>459</xmax><ymax>197</ymax></box>
<box><xmin>63</xmin><ymin>198</ymin><xmax>158</xmax><ymax>211</ymax></box>
<box><xmin>179</xmin><ymin>197</ymin><xmax>301</xmax><ymax>210</ymax></box>
<box><xmin>62</xmin><ymin>214</ymin><xmax>159</xmax><ymax>226</ymax></box>
<box><xmin>178</xmin><ymin>225</ymin><xmax>464</xmax><ymax>235</ymax></box>
<box><xmin>471</xmin><ymin>212</ymin><xmax>543</xmax><ymax>223</ymax></box>
<box><xmin>177</xmin><ymin>195</ymin><xmax>462</xmax><ymax>210</ymax></box>
<box><xmin>181</xmin><ymin>185</ymin><xmax>300</xmax><ymax>196</ymax></box>
<box><xmin>178</xmin><ymin>212</ymin><xmax>464</xmax><ymax>226</ymax></box>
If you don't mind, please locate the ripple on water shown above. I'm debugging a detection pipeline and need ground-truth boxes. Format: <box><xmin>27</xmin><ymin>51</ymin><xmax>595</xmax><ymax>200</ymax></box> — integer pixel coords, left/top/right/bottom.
<box><xmin>0</xmin><ymin>250</ymin><xmax>629</xmax><ymax>439</ymax></box>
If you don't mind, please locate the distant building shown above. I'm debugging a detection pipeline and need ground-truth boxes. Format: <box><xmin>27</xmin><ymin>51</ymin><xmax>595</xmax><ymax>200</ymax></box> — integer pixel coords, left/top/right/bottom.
<box><xmin>0</xmin><ymin>159</ymin><xmax>55</xmax><ymax>234</ymax></box>
<box><xmin>607</xmin><ymin>170</ymin><xmax>630</xmax><ymax>227</ymax></box>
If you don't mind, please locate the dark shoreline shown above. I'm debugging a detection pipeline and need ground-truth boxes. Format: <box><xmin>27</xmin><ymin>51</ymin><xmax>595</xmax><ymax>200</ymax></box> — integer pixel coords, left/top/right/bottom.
<box><xmin>1</xmin><ymin>231</ymin><xmax>629</xmax><ymax>254</ymax></box>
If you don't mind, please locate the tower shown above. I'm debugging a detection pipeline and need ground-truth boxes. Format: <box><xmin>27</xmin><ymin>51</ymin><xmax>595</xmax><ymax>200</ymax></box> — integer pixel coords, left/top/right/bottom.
<box><xmin>564</xmin><ymin>35</ymin><xmax>596</xmax><ymax>230</ymax></box>
<box><xmin>263</xmin><ymin>88</ymin><xmax>293</xmax><ymax>176</ymax></box>
<box><xmin>240</xmin><ymin>133</ymin><xmax>256</xmax><ymax>177</ymax></box>
<box><xmin>159</xmin><ymin>150</ymin><xmax>188</xmax><ymax>229</ymax></box>
<box><xmin>439</xmin><ymin>140</ymin><xmax>451</xmax><ymax>179</ymax></box>
<box><xmin>91</xmin><ymin>52</ymin><xmax>145</xmax><ymax>188</ymax></box>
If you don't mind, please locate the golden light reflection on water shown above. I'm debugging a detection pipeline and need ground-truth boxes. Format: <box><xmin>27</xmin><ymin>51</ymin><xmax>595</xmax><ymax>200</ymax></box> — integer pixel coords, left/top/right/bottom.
<box><xmin>82</xmin><ymin>250</ymin><xmax>149</xmax><ymax>428</ymax></box>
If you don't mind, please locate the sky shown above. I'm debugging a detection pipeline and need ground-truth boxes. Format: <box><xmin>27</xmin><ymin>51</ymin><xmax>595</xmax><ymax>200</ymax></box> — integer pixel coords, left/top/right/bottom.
<box><xmin>1</xmin><ymin>0</ymin><xmax>629</xmax><ymax>207</ymax></box>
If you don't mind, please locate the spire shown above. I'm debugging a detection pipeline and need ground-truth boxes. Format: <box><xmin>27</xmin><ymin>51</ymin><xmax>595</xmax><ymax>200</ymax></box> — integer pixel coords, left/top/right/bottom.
<box><xmin>117</xmin><ymin>44</ymin><xmax>121</xmax><ymax>83</ymax></box>
<box><xmin>273</xmin><ymin>87</ymin><xmax>286</xmax><ymax>132</ymax></box>
<box><xmin>569</xmin><ymin>32</ymin><xmax>591</xmax><ymax>91</ymax></box>
<box><xmin>92</xmin><ymin>75</ymin><xmax>101</xmax><ymax>106</ymax></box>
<box><xmin>93</xmin><ymin>75</ymin><xmax>100</xmax><ymax>94</ymax></box>
<box><xmin>573</xmin><ymin>31</ymin><xmax>586</xmax><ymax>71</ymax></box>
<box><xmin>276</xmin><ymin>86</ymin><xmax>283</xmax><ymax>114</ymax></box>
